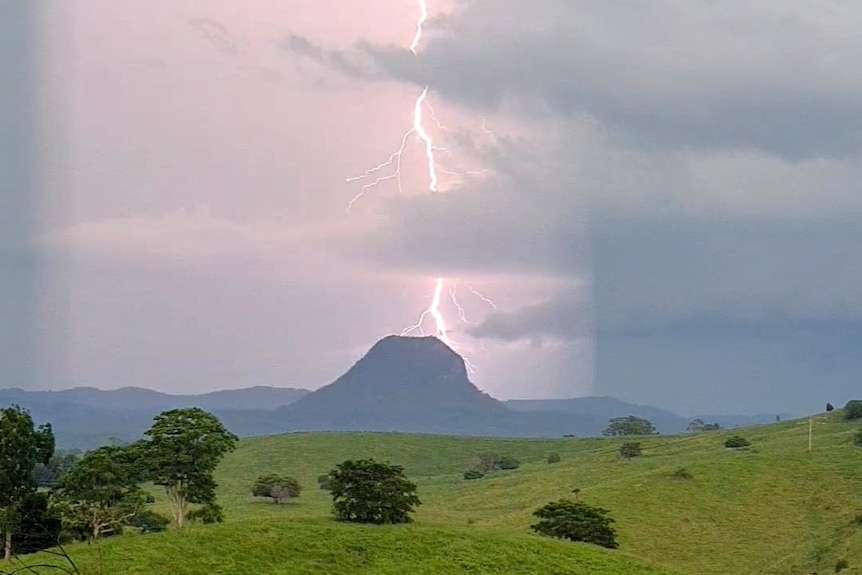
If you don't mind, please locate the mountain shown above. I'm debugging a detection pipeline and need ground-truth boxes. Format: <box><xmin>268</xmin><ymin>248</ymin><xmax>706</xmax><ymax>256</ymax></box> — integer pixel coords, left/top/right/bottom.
<box><xmin>0</xmin><ymin>385</ymin><xmax>309</xmax><ymax>449</ymax></box>
<box><xmin>505</xmin><ymin>397</ymin><xmax>792</xmax><ymax>434</ymax></box>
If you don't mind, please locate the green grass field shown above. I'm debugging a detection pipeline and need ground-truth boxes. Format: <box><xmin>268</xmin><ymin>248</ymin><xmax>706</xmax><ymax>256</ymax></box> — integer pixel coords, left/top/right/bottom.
<box><xmin>19</xmin><ymin>412</ymin><xmax>862</xmax><ymax>575</ymax></box>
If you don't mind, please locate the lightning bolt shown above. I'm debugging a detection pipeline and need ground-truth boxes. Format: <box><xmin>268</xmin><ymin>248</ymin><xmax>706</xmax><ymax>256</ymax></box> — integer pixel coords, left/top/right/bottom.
<box><xmin>347</xmin><ymin>0</ymin><xmax>498</xmax><ymax>359</ymax></box>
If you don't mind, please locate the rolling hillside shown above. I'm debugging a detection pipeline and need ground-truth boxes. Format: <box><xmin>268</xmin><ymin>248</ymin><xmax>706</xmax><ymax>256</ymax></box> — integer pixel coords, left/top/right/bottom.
<box><xmin>23</xmin><ymin>411</ymin><xmax>862</xmax><ymax>574</ymax></box>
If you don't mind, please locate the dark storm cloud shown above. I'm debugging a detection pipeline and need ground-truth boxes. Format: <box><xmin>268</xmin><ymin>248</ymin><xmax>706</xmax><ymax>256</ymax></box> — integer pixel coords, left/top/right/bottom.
<box><xmin>300</xmin><ymin>0</ymin><xmax>862</xmax><ymax>160</ymax></box>
<box><xmin>0</xmin><ymin>1</ymin><xmax>40</xmax><ymax>387</ymax></box>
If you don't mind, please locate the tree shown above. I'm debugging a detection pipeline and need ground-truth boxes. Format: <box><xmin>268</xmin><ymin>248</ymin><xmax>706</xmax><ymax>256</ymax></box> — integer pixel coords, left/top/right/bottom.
<box><xmin>603</xmin><ymin>416</ymin><xmax>658</xmax><ymax>437</ymax></box>
<box><xmin>854</xmin><ymin>430</ymin><xmax>862</xmax><ymax>447</ymax></box>
<box><xmin>826</xmin><ymin>403</ymin><xmax>835</xmax><ymax>412</ymax></box>
<box><xmin>51</xmin><ymin>445</ymin><xmax>147</xmax><ymax>541</ymax></box>
<box><xmin>844</xmin><ymin>400</ymin><xmax>862</xmax><ymax>421</ymax></box>
<box><xmin>687</xmin><ymin>419</ymin><xmax>721</xmax><ymax>433</ymax></box>
<box><xmin>1</xmin><ymin>492</ymin><xmax>61</xmax><ymax>556</ymax></box>
<box><xmin>531</xmin><ymin>499</ymin><xmax>618</xmax><ymax>549</ymax></box>
<box><xmin>328</xmin><ymin>459</ymin><xmax>421</xmax><ymax>524</ymax></box>
<box><xmin>619</xmin><ymin>442</ymin><xmax>643</xmax><ymax>459</ymax></box>
<box><xmin>138</xmin><ymin>408</ymin><xmax>237</xmax><ymax>528</ymax></box>
<box><xmin>0</xmin><ymin>406</ymin><xmax>54</xmax><ymax>560</ymax></box>
<box><xmin>317</xmin><ymin>474</ymin><xmax>331</xmax><ymax>491</ymax></box>
<box><xmin>547</xmin><ymin>452</ymin><xmax>561</xmax><ymax>464</ymax></box>
<box><xmin>252</xmin><ymin>474</ymin><xmax>301</xmax><ymax>504</ymax></box>
<box><xmin>33</xmin><ymin>451</ymin><xmax>80</xmax><ymax>488</ymax></box>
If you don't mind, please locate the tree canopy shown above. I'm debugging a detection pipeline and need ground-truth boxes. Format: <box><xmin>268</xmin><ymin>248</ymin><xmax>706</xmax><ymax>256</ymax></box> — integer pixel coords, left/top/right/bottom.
<box><xmin>0</xmin><ymin>405</ymin><xmax>55</xmax><ymax>560</ymax></box>
<box><xmin>328</xmin><ymin>459</ymin><xmax>421</xmax><ymax>525</ymax></box>
<box><xmin>252</xmin><ymin>474</ymin><xmax>301</xmax><ymax>505</ymax></box>
<box><xmin>138</xmin><ymin>408</ymin><xmax>237</xmax><ymax>527</ymax></box>
<box><xmin>603</xmin><ymin>416</ymin><xmax>658</xmax><ymax>437</ymax></box>
<box><xmin>531</xmin><ymin>499</ymin><xmax>619</xmax><ymax>549</ymax></box>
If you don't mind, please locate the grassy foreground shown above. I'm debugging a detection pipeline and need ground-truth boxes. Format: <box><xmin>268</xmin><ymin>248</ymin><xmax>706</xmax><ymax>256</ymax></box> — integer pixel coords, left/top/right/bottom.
<box><xmin>22</xmin><ymin>411</ymin><xmax>862</xmax><ymax>574</ymax></box>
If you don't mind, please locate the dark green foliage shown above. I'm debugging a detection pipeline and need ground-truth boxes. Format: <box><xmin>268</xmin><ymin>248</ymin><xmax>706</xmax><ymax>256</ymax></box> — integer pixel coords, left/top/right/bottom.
<box><xmin>317</xmin><ymin>474</ymin><xmax>332</xmax><ymax>491</ymax></box>
<box><xmin>126</xmin><ymin>509</ymin><xmax>170</xmax><ymax>534</ymax></box>
<box><xmin>186</xmin><ymin>503</ymin><xmax>225</xmax><ymax>524</ymax></box>
<box><xmin>531</xmin><ymin>499</ymin><xmax>619</xmax><ymax>549</ymax></box>
<box><xmin>252</xmin><ymin>474</ymin><xmax>302</xmax><ymax>504</ymax></box>
<box><xmin>52</xmin><ymin>444</ymin><xmax>147</xmax><ymax>541</ymax></box>
<box><xmin>329</xmin><ymin>459</ymin><xmax>421</xmax><ymax>524</ymax></box>
<box><xmin>603</xmin><ymin>416</ymin><xmax>658</xmax><ymax>437</ymax></box>
<box><xmin>835</xmin><ymin>558</ymin><xmax>850</xmax><ymax>572</ymax></box>
<box><xmin>687</xmin><ymin>419</ymin><xmax>721</xmax><ymax>433</ymax></box>
<box><xmin>724</xmin><ymin>435</ymin><xmax>752</xmax><ymax>449</ymax></box>
<box><xmin>547</xmin><ymin>452</ymin><xmax>561</xmax><ymax>464</ymax></box>
<box><xmin>671</xmin><ymin>467</ymin><xmax>693</xmax><ymax>480</ymax></box>
<box><xmin>496</xmin><ymin>456</ymin><xmax>520</xmax><ymax>470</ymax></box>
<box><xmin>1</xmin><ymin>492</ymin><xmax>62</xmax><ymax>555</ymax></box>
<box><xmin>139</xmin><ymin>408</ymin><xmax>238</xmax><ymax>527</ymax></box>
<box><xmin>33</xmin><ymin>450</ymin><xmax>80</xmax><ymax>488</ymax></box>
<box><xmin>472</xmin><ymin>453</ymin><xmax>521</xmax><ymax>473</ymax></box>
<box><xmin>845</xmin><ymin>400</ymin><xmax>862</xmax><ymax>421</ymax></box>
<box><xmin>619</xmin><ymin>442</ymin><xmax>643</xmax><ymax>459</ymax></box>
<box><xmin>0</xmin><ymin>405</ymin><xmax>55</xmax><ymax>559</ymax></box>
<box><xmin>826</xmin><ymin>403</ymin><xmax>835</xmax><ymax>412</ymax></box>
<box><xmin>463</xmin><ymin>469</ymin><xmax>484</xmax><ymax>480</ymax></box>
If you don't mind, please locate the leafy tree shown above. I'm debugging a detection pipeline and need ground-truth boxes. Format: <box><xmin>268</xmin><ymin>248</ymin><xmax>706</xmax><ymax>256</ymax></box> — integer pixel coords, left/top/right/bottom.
<box><xmin>854</xmin><ymin>430</ymin><xmax>862</xmax><ymax>447</ymax></box>
<box><xmin>0</xmin><ymin>406</ymin><xmax>54</xmax><ymax>560</ymax></box>
<box><xmin>687</xmin><ymin>419</ymin><xmax>721</xmax><ymax>433</ymax></box>
<box><xmin>844</xmin><ymin>400</ymin><xmax>862</xmax><ymax>421</ymax></box>
<box><xmin>1</xmin><ymin>492</ymin><xmax>61</xmax><ymax>556</ymax></box>
<box><xmin>619</xmin><ymin>442</ymin><xmax>643</xmax><ymax>459</ymax></box>
<box><xmin>317</xmin><ymin>474</ymin><xmax>331</xmax><ymax>491</ymax></box>
<box><xmin>252</xmin><ymin>474</ymin><xmax>301</xmax><ymax>504</ymax></box>
<box><xmin>463</xmin><ymin>469</ymin><xmax>484</xmax><ymax>480</ymax></box>
<box><xmin>603</xmin><ymin>416</ymin><xmax>658</xmax><ymax>437</ymax></box>
<box><xmin>125</xmin><ymin>509</ymin><xmax>170</xmax><ymax>534</ymax></box>
<box><xmin>33</xmin><ymin>450</ymin><xmax>80</xmax><ymax>488</ymax></box>
<box><xmin>328</xmin><ymin>459</ymin><xmax>421</xmax><ymax>524</ymax></box>
<box><xmin>826</xmin><ymin>403</ymin><xmax>835</xmax><ymax>412</ymax></box>
<box><xmin>531</xmin><ymin>499</ymin><xmax>618</xmax><ymax>549</ymax></box>
<box><xmin>724</xmin><ymin>435</ymin><xmax>751</xmax><ymax>449</ymax></box>
<box><xmin>138</xmin><ymin>408</ymin><xmax>237</xmax><ymax>528</ymax></box>
<box><xmin>51</xmin><ymin>445</ymin><xmax>146</xmax><ymax>541</ymax></box>
<box><xmin>547</xmin><ymin>452</ymin><xmax>561</xmax><ymax>464</ymax></box>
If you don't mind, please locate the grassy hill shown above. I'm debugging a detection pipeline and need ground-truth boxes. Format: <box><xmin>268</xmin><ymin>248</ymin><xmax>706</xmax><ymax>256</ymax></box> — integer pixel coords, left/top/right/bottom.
<box><xmin>22</xmin><ymin>411</ymin><xmax>862</xmax><ymax>574</ymax></box>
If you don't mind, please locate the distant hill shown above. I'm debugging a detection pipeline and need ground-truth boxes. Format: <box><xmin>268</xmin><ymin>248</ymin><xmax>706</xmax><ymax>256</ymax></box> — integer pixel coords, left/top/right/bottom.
<box><xmin>0</xmin><ymin>336</ymin><xmax>794</xmax><ymax>448</ymax></box>
<box><xmin>505</xmin><ymin>397</ymin><xmax>790</xmax><ymax>434</ymax></box>
<box><xmin>0</xmin><ymin>385</ymin><xmax>309</xmax><ymax>449</ymax></box>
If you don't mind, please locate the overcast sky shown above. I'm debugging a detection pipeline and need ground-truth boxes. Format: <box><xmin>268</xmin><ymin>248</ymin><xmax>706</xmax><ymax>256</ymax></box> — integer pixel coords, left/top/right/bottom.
<box><xmin>3</xmin><ymin>1</ymin><xmax>861</xmax><ymax>415</ymax></box>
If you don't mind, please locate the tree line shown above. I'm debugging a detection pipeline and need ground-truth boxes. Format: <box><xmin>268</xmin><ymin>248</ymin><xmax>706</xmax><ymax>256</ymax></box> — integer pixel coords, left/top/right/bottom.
<box><xmin>0</xmin><ymin>405</ymin><xmax>237</xmax><ymax>559</ymax></box>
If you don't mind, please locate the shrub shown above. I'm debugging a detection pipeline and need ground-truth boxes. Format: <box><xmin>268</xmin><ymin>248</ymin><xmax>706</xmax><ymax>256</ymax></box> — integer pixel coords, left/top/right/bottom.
<box><xmin>186</xmin><ymin>503</ymin><xmax>224</xmax><ymax>524</ymax></box>
<box><xmin>497</xmin><ymin>456</ymin><xmax>520</xmax><ymax>470</ymax></box>
<box><xmin>854</xmin><ymin>430</ymin><xmax>862</xmax><ymax>447</ymax></box>
<box><xmin>317</xmin><ymin>474</ymin><xmax>331</xmax><ymax>490</ymax></box>
<box><xmin>547</xmin><ymin>452</ymin><xmax>561</xmax><ymax>464</ymax></box>
<box><xmin>531</xmin><ymin>499</ymin><xmax>618</xmax><ymax>549</ymax></box>
<box><xmin>328</xmin><ymin>459</ymin><xmax>421</xmax><ymax>524</ymax></box>
<box><xmin>844</xmin><ymin>400</ymin><xmax>862</xmax><ymax>420</ymax></box>
<box><xmin>463</xmin><ymin>469</ymin><xmax>484</xmax><ymax>480</ymax></box>
<box><xmin>127</xmin><ymin>510</ymin><xmax>170</xmax><ymax>534</ymax></box>
<box><xmin>671</xmin><ymin>466</ymin><xmax>693</xmax><ymax>480</ymax></box>
<box><xmin>252</xmin><ymin>473</ymin><xmax>301</xmax><ymax>504</ymax></box>
<box><xmin>724</xmin><ymin>435</ymin><xmax>751</xmax><ymax>449</ymax></box>
<box><xmin>619</xmin><ymin>442</ymin><xmax>642</xmax><ymax>459</ymax></box>
<box><xmin>835</xmin><ymin>558</ymin><xmax>850</xmax><ymax>572</ymax></box>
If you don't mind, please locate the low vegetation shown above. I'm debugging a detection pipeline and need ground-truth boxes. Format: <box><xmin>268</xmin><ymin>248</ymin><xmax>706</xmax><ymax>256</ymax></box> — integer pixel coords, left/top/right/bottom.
<box><xmin>619</xmin><ymin>442</ymin><xmax>643</xmax><ymax>459</ymax></box>
<box><xmin>531</xmin><ymin>499</ymin><xmax>619</xmax><ymax>549</ymax></box>
<box><xmin>845</xmin><ymin>399</ymin><xmax>862</xmax><ymax>421</ymax></box>
<box><xmin>724</xmin><ymin>435</ymin><xmax>752</xmax><ymax>449</ymax></box>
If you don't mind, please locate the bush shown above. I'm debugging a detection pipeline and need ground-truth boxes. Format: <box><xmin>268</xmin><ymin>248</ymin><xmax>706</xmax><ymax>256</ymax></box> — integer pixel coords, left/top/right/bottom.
<box><xmin>619</xmin><ymin>442</ymin><xmax>642</xmax><ymax>459</ymax></box>
<box><xmin>497</xmin><ymin>456</ymin><xmax>521</xmax><ymax>470</ymax></box>
<box><xmin>317</xmin><ymin>474</ymin><xmax>331</xmax><ymax>490</ymax></box>
<box><xmin>846</xmin><ymin>400</ymin><xmax>862</xmax><ymax>421</ymax></box>
<box><xmin>854</xmin><ymin>430</ymin><xmax>862</xmax><ymax>447</ymax></box>
<box><xmin>724</xmin><ymin>435</ymin><xmax>751</xmax><ymax>449</ymax></box>
<box><xmin>463</xmin><ymin>469</ymin><xmax>484</xmax><ymax>480</ymax></box>
<box><xmin>671</xmin><ymin>466</ymin><xmax>693</xmax><ymax>480</ymax></box>
<box><xmin>252</xmin><ymin>473</ymin><xmax>301</xmax><ymax>504</ymax></box>
<box><xmin>835</xmin><ymin>558</ymin><xmax>850</xmax><ymax>573</ymax></box>
<box><xmin>531</xmin><ymin>499</ymin><xmax>618</xmax><ymax>549</ymax></box>
<box><xmin>328</xmin><ymin>459</ymin><xmax>421</xmax><ymax>524</ymax></box>
<box><xmin>126</xmin><ymin>510</ymin><xmax>170</xmax><ymax>534</ymax></box>
<box><xmin>547</xmin><ymin>452</ymin><xmax>561</xmax><ymax>464</ymax></box>
<box><xmin>186</xmin><ymin>503</ymin><xmax>224</xmax><ymax>524</ymax></box>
